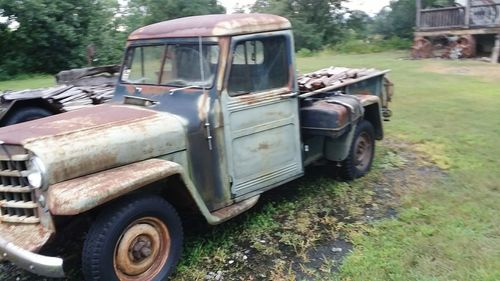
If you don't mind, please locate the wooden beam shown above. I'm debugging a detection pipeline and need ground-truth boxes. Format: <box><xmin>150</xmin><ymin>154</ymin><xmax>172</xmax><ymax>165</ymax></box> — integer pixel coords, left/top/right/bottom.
<box><xmin>492</xmin><ymin>33</ymin><xmax>500</xmax><ymax>64</ymax></box>
<box><xmin>416</xmin><ymin>0</ymin><xmax>422</xmax><ymax>30</ymax></box>
<box><xmin>415</xmin><ymin>27</ymin><xmax>500</xmax><ymax>37</ymax></box>
<box><xmin>465</xmin><ymin>0</ymin><xmax>471</xmax><ymax>27</ymax></box>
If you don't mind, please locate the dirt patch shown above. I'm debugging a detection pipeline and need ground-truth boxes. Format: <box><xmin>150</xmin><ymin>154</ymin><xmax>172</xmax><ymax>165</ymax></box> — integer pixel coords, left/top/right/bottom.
<box><xmin>0</xmin><ymin>138</ymin><xmax>445</xmax><ymax>281</ymax></box>
<box><xmin>421</xmin><ymin>60</ymin><xmax>500</xmax><ymax>82</ymax></box>
<box><xmin>172</xmin><ymin>138</ymin><xmax>446</xmax><ymax>280</ymax></box>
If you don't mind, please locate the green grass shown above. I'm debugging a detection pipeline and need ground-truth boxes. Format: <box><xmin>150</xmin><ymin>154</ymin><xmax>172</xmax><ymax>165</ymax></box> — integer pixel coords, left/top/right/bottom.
<box><xmin>0</xmin><ymin>74</ymin><xmax>54</xmax><ymax>91</ymax></box>
<box><xmin>296</xmin><ymin>52</ymin><xmax>500</xmax><ymax>280</ymax></box>
<box><xmin>2</xmin><ymin>52</ymin><xmax>499</xmax><ymax>280</ymax></box>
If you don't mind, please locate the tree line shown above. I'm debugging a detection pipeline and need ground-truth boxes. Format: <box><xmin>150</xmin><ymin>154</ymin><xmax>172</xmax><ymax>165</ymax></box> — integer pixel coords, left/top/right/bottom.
<box><xmin>0</xmin><ymin>0</ymin><xmax>452</xmax><ymax>79</ymax></box>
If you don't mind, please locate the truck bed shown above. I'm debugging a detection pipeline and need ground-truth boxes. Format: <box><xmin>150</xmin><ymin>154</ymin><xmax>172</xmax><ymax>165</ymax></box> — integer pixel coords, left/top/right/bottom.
<box><xmin>298</xmin><ymin>67</ymin><xmax>391</xmax><ymax>98</ymax></box>
<box><xmin>298</xmin><ymin>67</ymin><xmax>393</xmax><ymax>141</ymax></box>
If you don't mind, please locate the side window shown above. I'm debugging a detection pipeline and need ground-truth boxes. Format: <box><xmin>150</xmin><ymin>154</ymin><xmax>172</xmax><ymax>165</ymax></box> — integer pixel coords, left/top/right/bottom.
<box><xmin>228</xmin><ymin>36</ymin><xmax>289</xmax><ymax>95</ymax></box>
<box><xmin>232</xmin><ymin>41</ymin><xmax>264</xmax><ymax>64</ymax></box>
<box><xmin>125</xmin><ymin>45</ymin><xmax>165</xmax><ymax>84</ymax></box>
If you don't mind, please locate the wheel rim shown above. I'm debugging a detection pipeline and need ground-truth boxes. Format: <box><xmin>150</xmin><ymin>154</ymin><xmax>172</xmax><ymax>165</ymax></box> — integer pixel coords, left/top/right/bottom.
<box><xmin>114</xmin><ymin>217</ymin><xmax>171</xmax><ymax>281</ymax></box>
<box><xmin>353</xmin><ymin>132</ymin><xmax>373</xmax><ymax>171</ymax></box>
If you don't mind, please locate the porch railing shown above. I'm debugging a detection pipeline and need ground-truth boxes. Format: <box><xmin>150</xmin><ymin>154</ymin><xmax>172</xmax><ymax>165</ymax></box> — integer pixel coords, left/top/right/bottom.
<box><xmin>417</xmin><ymin>3</ymin><xmax>500</xmax><ymax>31</ymax></box>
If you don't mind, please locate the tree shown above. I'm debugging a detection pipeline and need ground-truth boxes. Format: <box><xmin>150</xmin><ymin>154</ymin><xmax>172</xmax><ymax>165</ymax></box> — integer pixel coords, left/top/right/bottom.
<box><xmin>126</xmin><ymin>0</ymin><xmax>226</xmax><ymax>32</ymax></box>
<box><xmin>251</xmin><ymin>0</ymin><xmax>345</xmax><ymax>51</ymax></box>
<box><xmin>0</xmin><ymin>0</ymin><xmax>124</xmax><ymax>77</ymax></box>
<box><xmin>345</xmin><ymin>10</ymin><xmax>373</xmax><ymax>38</ymax></box>
<box><xmin>372</xmin><ymin>0</ymin><xmax>456</xmax><ymax>39</ymax></box>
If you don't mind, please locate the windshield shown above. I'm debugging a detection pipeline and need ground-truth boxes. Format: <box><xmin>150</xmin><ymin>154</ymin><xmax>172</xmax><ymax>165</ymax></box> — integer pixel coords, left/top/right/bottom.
<box><xmin>121</xmin><ymin>43</ymin><xmax>219</xmax><ymax>87</ymax></box>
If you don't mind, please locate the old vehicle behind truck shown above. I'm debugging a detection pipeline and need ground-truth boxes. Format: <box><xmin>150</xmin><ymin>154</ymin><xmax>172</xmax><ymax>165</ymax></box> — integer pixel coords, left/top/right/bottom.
<box><xmin>0</xmin><ymin>65</ymin><xmax>119</xmax><ymax>126</ymax></box>
<box><xmin>0</xmin><ymin>14</ymin><xmax>392</xmax><ymax>280</ymax></box>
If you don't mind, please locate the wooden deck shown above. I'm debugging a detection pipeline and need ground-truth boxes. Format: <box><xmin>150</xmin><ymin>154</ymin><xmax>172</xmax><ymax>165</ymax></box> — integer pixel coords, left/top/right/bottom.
<box><xmin>414</xmin><ymin>0</ymin><xmax>500</xmax><ymax>63</ymax></box>
<box><xmin>416</xmin><ymin>0</ymin><xmax>500</xmax><ymax>32</ymax></box>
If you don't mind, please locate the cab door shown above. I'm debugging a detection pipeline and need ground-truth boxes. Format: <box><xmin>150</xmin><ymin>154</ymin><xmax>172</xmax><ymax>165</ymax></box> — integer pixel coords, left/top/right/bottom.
<box><xmin>221</xmin><ymin>31</ymin><xmax>304</xmax><ymax>198</ymax></box>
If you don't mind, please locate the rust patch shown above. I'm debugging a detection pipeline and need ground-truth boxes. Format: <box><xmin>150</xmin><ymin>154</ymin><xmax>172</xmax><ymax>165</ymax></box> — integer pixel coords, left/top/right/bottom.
<box><xmin>216</xmin><ymin>37</ymin><xmax>230</xmax><ymax>93</ymax></box>
<box><xmin>211</xmin><ymin>195</ymin><xmax>260</xmax><ymax>221</ymax></box>
<box><xmin>48</xmin><ymin>159</ymin><xmax>182</xmax><ymax>215</ymax></box>
<box><xmin>19</xmin><ymin>110</ymin><xmax>185</xmax><ymax>186</ymax></box>
<box><xmin>237</xmin><ymin>94</ymin><xmax>260</xmax><ymax>105</ymax></box>
<box><xmin>234</xmin><ymin>87</ymin><xmax>289</xmax><ymax>106</ymax></box>
<box><xmin>265</xmin><ymin>110</ymin><xmax>289</xmax><ymax>119</ymax></box>
<box><xmin>287</xmin><ymin>64</ymin><xmax>295</xmax><ymax>90</ymax></box>
<box><xmin>123</xmin><ymin>84</ymin><xmax>200</xmax><ymax>96</ymax></box>
<box><xmin>306</xmin><ymin>100</ymin><xmax>349</xmax><ymax>127</ymax></box>
<box><xmin>0</xmin><ymin>104</ymin><xmax>158</xmax><ymax>145</ymax></box>
<box><xmin>352</xmin><ymin>89</ymin><xmax>374</xmax><ymax>96</ymax></box>
<box><xmin>197</xmin><ymin>91</ymin><xmax>210</xmax><ymax>121</ymax></box>
<box><xmin>0</xmin><ymin>223</ymin><xmax>52</xmax><ymax>253</ymax></box>
<box><xmin>354</xmin><ymin>94</ymin><xmax>380</xmax><ymax>107</ymax></box>
<box><xmin>257</xmin><ymin>143</ymin><xmax>271</xmax><ymax>151</ymax></box>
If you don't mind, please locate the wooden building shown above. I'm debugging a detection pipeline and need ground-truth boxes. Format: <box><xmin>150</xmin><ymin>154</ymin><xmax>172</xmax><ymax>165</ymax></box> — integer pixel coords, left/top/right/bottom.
<box><xmin>413</xmin><ymin>0</ymin><xmax>500</xmax><ymax>63</ymax></box>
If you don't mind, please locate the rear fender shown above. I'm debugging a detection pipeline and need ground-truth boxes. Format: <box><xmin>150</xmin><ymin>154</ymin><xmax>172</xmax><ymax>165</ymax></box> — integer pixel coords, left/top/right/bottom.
<box><xmin>355</xmin><ymin>95</ymin><xmax>384</xmax><ymax>140</ymax></box>
<box><xmin>323</xmin><ymin>95</ymin><xmax>383</xmax><ymax>162</ymax></box>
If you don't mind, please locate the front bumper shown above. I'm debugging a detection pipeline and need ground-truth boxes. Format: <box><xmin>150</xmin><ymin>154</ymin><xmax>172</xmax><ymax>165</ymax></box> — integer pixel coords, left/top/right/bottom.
<box><xmin>0</xmin><ymin>223</ymin><xmax>64</xmax><ymax>278</ymax></box>
<box><xmin>0</xmin><ymin>236</ymin><xmax>64</xmax><ymax>278</ymax></box>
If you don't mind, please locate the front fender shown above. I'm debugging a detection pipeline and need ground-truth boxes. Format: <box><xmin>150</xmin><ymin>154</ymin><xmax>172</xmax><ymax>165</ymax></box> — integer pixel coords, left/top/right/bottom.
<box><xmin>48</xmin><ymin>159</ymin><xmax>186</xmax><ymax>215</ymax></box>
<box><xmin>47</xmin><ymin>158</ymin><xmax>258</xmax><ymax>225</ymax></box>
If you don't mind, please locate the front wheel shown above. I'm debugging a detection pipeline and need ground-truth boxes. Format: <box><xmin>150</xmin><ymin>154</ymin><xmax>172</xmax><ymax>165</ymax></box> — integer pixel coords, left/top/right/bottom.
<box><xmin>339</xmin><ymin>120</ymin><xmax>375</xmax><ymax>181</ymax></box>
<box><xmin>82</xmin><ymin>195</ymin><xmax>183</xmax><ymax>281</ymax></box>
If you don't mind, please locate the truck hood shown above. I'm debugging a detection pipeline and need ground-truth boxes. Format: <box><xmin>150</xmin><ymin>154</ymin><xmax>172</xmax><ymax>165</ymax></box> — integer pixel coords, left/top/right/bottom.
<box><xmin>0</xmin><ymin>104</ymin><xmax>186</xmax><ymax>184</ymax></box>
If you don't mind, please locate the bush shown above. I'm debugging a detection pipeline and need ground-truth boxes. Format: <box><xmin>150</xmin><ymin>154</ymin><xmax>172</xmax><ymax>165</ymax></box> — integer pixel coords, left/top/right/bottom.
<box><xmin>297</xmin><ymin>48</ymin><xmax>314</xmax><ymax>57</ymax></box>
<box><xmin>379</xmin><ymin>36</ymin><xmax>413</xmax><ymax>50</ymax></box>
<box><xmin>331</xmin><ymin>39</ymin><xmax>384</xmax><ymax>54</ymax></box>
<box><xmin>330</xmin><ymin>36</ymin><xmax>412</xmax><ymax>54</ymax></box>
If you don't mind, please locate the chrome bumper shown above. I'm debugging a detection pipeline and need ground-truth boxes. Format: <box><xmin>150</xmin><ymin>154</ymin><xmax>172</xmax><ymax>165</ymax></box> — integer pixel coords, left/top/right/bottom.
<box><xmin>0</xmin><ymin>236</ymin><xmax>65</xmax><ymax>278</ymax></box>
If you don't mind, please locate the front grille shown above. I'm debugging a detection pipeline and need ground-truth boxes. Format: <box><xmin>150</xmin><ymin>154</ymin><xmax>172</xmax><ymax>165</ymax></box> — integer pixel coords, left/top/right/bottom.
<box><xmin>0</xmin><ymin>149</ymin><xmax>39</xmax><ymax>224</ymax></box>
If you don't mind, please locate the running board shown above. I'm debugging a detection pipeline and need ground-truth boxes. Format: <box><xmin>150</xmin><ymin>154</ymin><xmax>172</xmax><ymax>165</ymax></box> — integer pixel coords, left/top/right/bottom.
<box><xmin>209</xmin><ymin>195</ymin><xmax>260</xmax><ymax>224</ymax></box>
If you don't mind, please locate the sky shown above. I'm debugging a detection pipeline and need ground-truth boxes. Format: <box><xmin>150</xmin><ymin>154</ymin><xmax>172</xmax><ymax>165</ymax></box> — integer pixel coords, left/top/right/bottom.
<box><xmin>1</xmin><ymin>0</ymin><xmax>392</xmax><ymax>28</ymax></box>
<box><xmin>220</xmin><ymin>0</ymin><xmax>392</xmax><ymax>15</ymax></box>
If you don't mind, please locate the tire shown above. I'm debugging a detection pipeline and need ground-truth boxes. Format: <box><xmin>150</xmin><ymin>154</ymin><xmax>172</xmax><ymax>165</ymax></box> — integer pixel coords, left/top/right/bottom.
<box><xmin>339</xmin><ymin>120</ymin><xmax>375</xmax><ymax>181</ymax></box>
<box><xmin>82</xmin><ymin>195</ymin><xmax>183</xmax><ymax>281</ymax></box>
<box><xmin>2</xmin><ymin>106</ymin><xmax>53</xmax><ymax>126</ymax></box>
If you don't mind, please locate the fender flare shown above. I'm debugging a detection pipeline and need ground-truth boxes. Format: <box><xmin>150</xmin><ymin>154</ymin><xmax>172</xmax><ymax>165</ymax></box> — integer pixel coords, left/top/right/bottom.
<box><xmin>47</xmin><ymin>158</ymin><xmax>217</xmax><ymax>223</ymax></box>
<box><xmin>354</xmin><ymin>95</ymin><xmax>384</xmax><ymax>140</ymax></box>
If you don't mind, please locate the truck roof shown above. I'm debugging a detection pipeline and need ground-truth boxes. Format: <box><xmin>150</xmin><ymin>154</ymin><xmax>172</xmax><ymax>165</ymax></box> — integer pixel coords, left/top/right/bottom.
<box><xmin>128</xmin><ymin>13</ymin><xmax>291</xmax><ymax>40</ymax></box>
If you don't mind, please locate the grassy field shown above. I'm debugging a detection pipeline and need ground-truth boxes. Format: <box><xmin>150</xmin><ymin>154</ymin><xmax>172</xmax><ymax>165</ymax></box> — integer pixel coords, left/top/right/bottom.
<box><xmin>312</xmin><ymin>52</ymin><xmax>500</xmax><ymax>281</ymax></box>
<box><xmin>176</xmin><ymin>52</ymin><xmax>500</xmax><ymax>280</ymax></box>
<box><xmin>1</xmin><ymin>52</ymin><xmax>499</xmax><ymax>281</ymax></box>
<box><xmin>0</xmin><ymin>74</ymin><xmax>54</xmax><ymax>91</ymax></box>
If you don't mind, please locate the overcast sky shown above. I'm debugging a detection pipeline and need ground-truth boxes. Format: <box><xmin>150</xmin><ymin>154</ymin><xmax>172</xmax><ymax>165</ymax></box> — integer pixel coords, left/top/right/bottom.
<box><xmin>220</xmin><ymin>0</ymin><xmax>392</xmax><ymax>15</ymax></box>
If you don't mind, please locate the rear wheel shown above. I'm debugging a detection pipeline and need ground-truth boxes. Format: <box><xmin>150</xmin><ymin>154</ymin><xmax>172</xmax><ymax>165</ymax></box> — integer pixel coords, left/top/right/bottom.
<box><xmin>339</xmin><ymin>120</ymin><xmax>375</xmax><ymax>181</ymax></box>
<box><xmin>82</xmin><ymin>195</ymin><xmax>183</xmax><ymax>281</ymax></box>
<box><xmin>2</xmin><ymin>106</ymin><xmax>52</xmax><ymax>126</ymax></box>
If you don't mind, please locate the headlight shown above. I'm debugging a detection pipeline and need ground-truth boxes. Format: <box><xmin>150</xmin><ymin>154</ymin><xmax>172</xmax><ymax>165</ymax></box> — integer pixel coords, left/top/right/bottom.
<box><xmin>28</xmin><ymin>156</ymin><xmax>47</xmax><ymax>189</ymax></box>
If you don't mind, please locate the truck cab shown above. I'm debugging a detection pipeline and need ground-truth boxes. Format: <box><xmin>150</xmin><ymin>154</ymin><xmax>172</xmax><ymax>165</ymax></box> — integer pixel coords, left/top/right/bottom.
<box><xmin>0</xmin><ymin>14</ymin><xmax>391</xmax><ymax>280</ymax></box>
<box><xmin>116</xmin><ymin>13</ymin><xmax>304</xmax><ymax>209</ymax></box>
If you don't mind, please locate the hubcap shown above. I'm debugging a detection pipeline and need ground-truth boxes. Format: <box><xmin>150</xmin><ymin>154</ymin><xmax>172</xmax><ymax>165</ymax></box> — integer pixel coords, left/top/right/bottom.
<box><xmin>354</xmin><ymin>132</ymin><xmax>373</xmax><ymax>171</ymax></box>
<box><xmin>114</xmin><ymin>217</ymin><xmax>170</xmax><ymax>280</ymax></box>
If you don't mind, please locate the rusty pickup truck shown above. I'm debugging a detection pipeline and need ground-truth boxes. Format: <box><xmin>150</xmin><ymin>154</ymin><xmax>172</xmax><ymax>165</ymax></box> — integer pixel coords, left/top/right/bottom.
<box><xmin>0</xmin><ymin>14</ymin><xmax>392</xmax><ymax>280</ymax></box>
